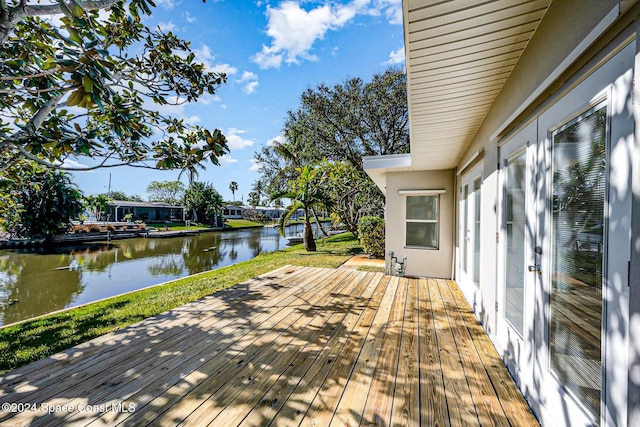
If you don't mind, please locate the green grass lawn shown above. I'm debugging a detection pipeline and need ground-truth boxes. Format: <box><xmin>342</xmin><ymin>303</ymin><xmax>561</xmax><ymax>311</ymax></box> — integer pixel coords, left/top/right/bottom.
<box><xmin>0</xmin><ymin>233</ymin><xmax>362</xmax><ymax>374</ymax></box>
<box><xmin>224</xmin><ymin>219</ymin><xmax>264</xmax><ymax>228</ymax></box>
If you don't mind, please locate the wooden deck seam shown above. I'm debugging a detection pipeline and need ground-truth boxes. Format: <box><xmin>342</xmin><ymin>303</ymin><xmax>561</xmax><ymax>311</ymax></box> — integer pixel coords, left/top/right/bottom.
<box><xmin>441</xmin><ymin>279</ymin><xmax>540</xmax><ymax>427</ymax></box>
<box><xmin>0</xmin><ymin>268</ymin><xmax>539</xmax><ymax>427</ymax></box>
<box><xmin>0</xmin><ymin>265</ymin><xmax>308</xmax><ymax>399</ymax></box>
<box><xmin>299</xmin><ymin>273</ymin><xmax>390</xmax><ymax>427</ymax></box>
<box><xmin>203</xmin><ymin>271</ymin><xmax>383</xmax><ymax>427</ymax></box>
<box><xmin>114</xmin><ymin>267</ymin><xmax>353</xmax><ymax>426</ymax></box>
<box><xmin>267</xmin><ymin>272</ymin><xmax>386</xmax><ymax>427</ymax></box>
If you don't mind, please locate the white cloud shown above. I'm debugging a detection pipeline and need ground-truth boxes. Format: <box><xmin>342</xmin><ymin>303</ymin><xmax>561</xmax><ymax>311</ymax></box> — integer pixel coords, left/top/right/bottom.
<box><xmin>185</xmin><ymin>115</ymin><xmax>201</xmax><ymax>124</ymax></box>
<box><xmin>211</xmin><ymin>63</ymin><xmax>238</xmax><ymax>76</ymax></box>
<box><xmin>252</xmin><ymin>1</ymin><xmax>357</xmax><ymax>69</ymax></box>
<box><xmin>237</xmin><ymin>71</ymin><xmax>259</xmax><ymax>94</ymax></box>
<box><xmin>155</xmin><ymin>0</ymin><xmax>178</xmax><ymax>10</ymax></box>
<box><xmin>157</xmin><ymin>21</ymin><xmax>177</xmax><ymax>33</ymax></box>
<box><xmin>384</xmin><ymin>46</ymin><xmax>405</xmax><ymax>65</ymax></box>
<box><xmin>249</xmin><ymin>158</ymin><xmax>262</xmax><ymax>171</ymax></box>
<box><xmin>219</xmin><ymin>155</ymin><xmax>238</xmax><ymax>165</ymax></box>
<box><xmin>368</xmin><ymin>0</ymin><xmax>403</xmax><ymax>25</ymax></box>
<box><xmin>55</xmin><ymin>158</ymin><xmax>92</xmax><ymax>171</ymax></box>
<box><xmin>184</xmin><ymin>12</ymin><xmax>196</xmax><ymax>23</ymax></box>
<box><xmin>266</xmin><ymin>135</ymin><xmax>284</xmax><ymax>147</ymax></box>
<box><xmin>197</xmin><ymin>94</ymin><xmax>221</xmax><ymax>105</ymax></box>
<box><xmin>243</xmin><ymin>81</ymin><xmax>259</xmax><ymax>94</ymax></box>
<box><xmin>252</xmin><ymin>0</ymin><xmax>402</xmax><ymax>69</ymax></box>
<box><xmin>226</xmin><ymin>128</ymin><xmax>255</xmax><ymax>150</ymax></box>
<box><xmin>191</xmin><ymin>45</ymin><xmax>239</xmax><ymax>77</ymax></box>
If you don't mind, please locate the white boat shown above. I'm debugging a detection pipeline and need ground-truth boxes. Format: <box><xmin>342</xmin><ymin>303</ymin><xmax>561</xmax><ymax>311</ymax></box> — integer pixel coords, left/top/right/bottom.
<box><xmin>285</xmin><ymin>233</ymin><xmax>303</xmax><ymax>244</ymax></box>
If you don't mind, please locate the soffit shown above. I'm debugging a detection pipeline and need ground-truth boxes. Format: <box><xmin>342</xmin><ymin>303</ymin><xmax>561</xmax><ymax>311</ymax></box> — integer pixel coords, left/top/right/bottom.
<box><xmin>405</xmin><ymin>0</ymin><xmax>552</xmax><ymax>169</ymax></box>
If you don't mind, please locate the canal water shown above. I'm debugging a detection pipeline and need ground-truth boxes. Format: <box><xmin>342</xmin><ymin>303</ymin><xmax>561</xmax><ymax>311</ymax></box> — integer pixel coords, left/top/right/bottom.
<box><xmin>0</xmin><ymin>225</ymin><xmax>310</xmax><ymax>326</ymax></box>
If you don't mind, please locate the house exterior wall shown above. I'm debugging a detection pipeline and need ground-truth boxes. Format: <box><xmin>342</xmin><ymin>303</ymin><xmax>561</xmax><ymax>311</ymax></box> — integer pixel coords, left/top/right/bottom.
<box><xmin>367</xmin><ymin>2</ymin><xmax>640</xmax><ymax>425</ymax></box>
<box><xmin>384</xmin><ymin>169</ymin><xmax>454</xmax><ymax>278</ymax></box>
<box><xmin>451</xmin><ymin>5</ymin><xmax>637</xmax><ymax>427</ymax></box>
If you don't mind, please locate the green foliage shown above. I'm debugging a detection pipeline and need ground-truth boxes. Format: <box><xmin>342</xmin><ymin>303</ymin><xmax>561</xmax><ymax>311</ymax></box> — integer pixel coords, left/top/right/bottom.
<box><xmin>358</xmin><ymin>216</ymin><xmax>385</xmax><ymax>258</ymax></box>
<box><xmin>254</xmin><ymin>69</ymin><xmax>405</xmax><ymax>233</ymax></box>
<box><xmin>183</xmin><ymin>181</ymin><xmax>223</xmax><ymax>226</ymax></box>
<box><xmin>84</xmin><ymin>194</ymin><xmax>112</xmax><ymax>221</ymax></box>
<box><xmin>146</xmin><ymin>180</ymin><xmax>185</xmax><ymax>205</ymax></box>
<box><xmin>274</xmin><ymin>165</ymin><xmax>332</xmax><ymax>252</ymax></box>
<box><xmin>0</xmin><ymin>0</ymin><xmax>228</xmax><ymax>174</ymax></box>
<box><xmin>0</xmin><ymin>161</ymin><xmax>84</xmax><ymax>239</ymax></box>
<box><xmin>103</xmin><ymin>190</ymin><xmax>141</xmax><ymax>201</ymax></box>
<box><xmin>320</xmin><ymin>160</ymin><xmax>384</xmax><ymax>237</ymax></box>
<box><xmin>254</xmin><ymin>68</ymin><xmax>408</xmax><ymax>198</ymax></box>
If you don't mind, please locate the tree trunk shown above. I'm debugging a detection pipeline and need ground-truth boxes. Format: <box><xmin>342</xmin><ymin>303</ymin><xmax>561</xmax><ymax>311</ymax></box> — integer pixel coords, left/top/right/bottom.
<box><xmin>303</xmin><ymin>220</ymin><xmax>316</xmax><ymax>252</ymax></box>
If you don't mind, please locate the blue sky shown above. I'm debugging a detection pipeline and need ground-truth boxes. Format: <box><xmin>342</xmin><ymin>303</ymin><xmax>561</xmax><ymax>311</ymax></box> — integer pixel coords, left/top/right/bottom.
<box><xmin>72</xmin><ymin>0</ymin><xmax>405</xmax><ymax>202</ymax></box>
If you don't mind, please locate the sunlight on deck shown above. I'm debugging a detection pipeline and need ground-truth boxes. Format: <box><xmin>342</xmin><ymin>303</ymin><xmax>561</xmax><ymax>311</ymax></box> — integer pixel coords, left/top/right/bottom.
<box><xmin>0</xmin><ymin>265</ymin><xmax>538</xmax><ymax>426</ymax></box>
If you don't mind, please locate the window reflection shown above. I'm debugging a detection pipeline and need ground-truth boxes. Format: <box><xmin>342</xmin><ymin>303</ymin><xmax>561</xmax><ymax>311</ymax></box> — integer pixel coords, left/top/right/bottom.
<box><xmin>550</xmin><ymin>103</ymin><xmax>606</xmax><ymax>422</ymax></box>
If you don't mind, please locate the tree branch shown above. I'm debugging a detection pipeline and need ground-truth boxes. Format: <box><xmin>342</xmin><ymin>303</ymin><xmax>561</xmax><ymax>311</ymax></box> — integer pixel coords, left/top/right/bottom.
<box><xmin>1</xmin><ymin>0</ymin><xmax>118</xmax><ymax>42</ymax></box>
<box><xmin>24</xmin><ymin>0</ymin><xmax>118</xmax><ymax>17</ymax></box>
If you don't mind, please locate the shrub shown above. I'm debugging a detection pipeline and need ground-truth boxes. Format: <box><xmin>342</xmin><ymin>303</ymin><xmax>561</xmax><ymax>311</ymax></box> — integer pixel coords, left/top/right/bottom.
<box><xmin>71</xmin><ymin>225</ymin><xmax>88</xmax><ymax>233</ymax></box>
<box><xmin>105</xmin><ymin>224</ymin><xmax>115</xmax><ymax>231</ymax></box>
<box><xmin>87</xmin><ymin>224</ymin><xmax>101</xmax><ymax>232</ymax></box>
<box><xmin>357</xmin><ymin>216</ymin><xmax>385</xmax><ymax>258</ymax></box>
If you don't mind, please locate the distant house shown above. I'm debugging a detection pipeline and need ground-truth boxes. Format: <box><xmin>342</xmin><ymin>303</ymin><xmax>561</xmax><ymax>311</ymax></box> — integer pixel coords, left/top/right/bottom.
<box><xmin>254</xmin><ymin>206</ymin><xmax>287</xmax><ymax>220</ymax></box>
<box><xmin>222</xmin><ymin>205</ymin><xmax>246</xmax><ymax>219</ymax></box>
<box><xmin>107</xmin><ymin>200</ymin><xmax>184</xmax><ymax>222</ymax></box>
<box><xmin>223</xmin><ymin>205</ymin><xmax>286</xmax><ymax>221</ymax></box>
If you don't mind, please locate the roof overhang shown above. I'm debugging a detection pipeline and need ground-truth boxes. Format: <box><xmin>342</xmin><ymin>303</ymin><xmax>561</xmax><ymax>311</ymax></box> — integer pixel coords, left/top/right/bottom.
<box><xmin>405</xmin><ymin>0</ymin><xmax>553</xmax><ymax>170</ymax></box>
<box><xmin>363</xmin><ymin>153</ymin><xmax>412</xmax><ymax>194</ymax></box>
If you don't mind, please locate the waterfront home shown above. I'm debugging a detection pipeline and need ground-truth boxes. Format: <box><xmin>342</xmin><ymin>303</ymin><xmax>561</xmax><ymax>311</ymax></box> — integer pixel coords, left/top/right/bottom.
<box><xmin>365</xmin><ymin>1</ymin><xmax>640</xmax><ymax>426</ymax></box>
<box><xmin>107</xmin><ymin>200</ymin><xmax>185</xmax><ymax>222</ymax></box>
<box><xmin>222</xmin><ymin>205</ymin><xmax>247</xmax><ymax>219</ymax></box>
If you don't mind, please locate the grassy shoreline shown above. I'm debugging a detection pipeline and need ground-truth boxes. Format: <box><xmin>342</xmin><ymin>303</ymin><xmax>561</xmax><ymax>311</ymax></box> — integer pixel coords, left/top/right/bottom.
<box><xmin>0</xmin><ymin>233</ymin><xmax>361</xmax><ymax>375</ymax></box>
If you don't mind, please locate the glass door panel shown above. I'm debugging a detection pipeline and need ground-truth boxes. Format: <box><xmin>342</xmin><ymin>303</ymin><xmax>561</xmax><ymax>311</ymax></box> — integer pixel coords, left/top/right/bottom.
<box><xmin>462</xmin><ymin>184</ymin><xmax>469</xmax><ymax>276</ymax></box>
<box><xmin>549</xmin><ymin>102</ymin><xmax>606</xmax><ymax>422</ymax></box>
<box><xmin>504</xmin><ymin>151</ymin><xmax>527</xmax><ymax>336</ymax></box>
<box><xmin>473</xmin><ymin>177</ymin><xmax>481</xmax><ymax>286</ymax></box>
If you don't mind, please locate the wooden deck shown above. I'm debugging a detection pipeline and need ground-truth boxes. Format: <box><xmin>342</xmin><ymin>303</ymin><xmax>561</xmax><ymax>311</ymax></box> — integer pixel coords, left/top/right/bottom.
<box><xmin>0</xmin><ymin>266</ymin><xmax>539</xmax><ymax>426</ymax></box>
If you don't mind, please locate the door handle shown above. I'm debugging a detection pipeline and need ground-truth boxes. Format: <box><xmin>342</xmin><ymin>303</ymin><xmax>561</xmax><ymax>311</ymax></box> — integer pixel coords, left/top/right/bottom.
<box><xmin>528</xmin><ymin>264</ymin><xmax>542</xmax><ymax>274</ymax></box>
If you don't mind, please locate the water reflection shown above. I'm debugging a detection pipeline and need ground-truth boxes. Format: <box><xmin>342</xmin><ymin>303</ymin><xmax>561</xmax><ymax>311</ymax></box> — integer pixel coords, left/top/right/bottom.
<box><xmin>0</xmin><ymin>226</ymin><xmax>304</xmax><ymax>326</ymax></box>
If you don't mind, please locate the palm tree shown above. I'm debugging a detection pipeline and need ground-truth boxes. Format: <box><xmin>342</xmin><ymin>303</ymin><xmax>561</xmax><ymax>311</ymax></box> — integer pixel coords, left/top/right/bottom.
<box><xmin>229</xmin><ymin>181</ymin><xmax>238</xmax><ymax>202</ymax></box>
<box><xmin>85</xmin><ymin>194</ymin><xmax>112</xmax><ymax>222</ymax></box>
<box><xmin>273</xmin><ymin>165</ymin><xmax>331</xmax><ymax>252</ymax></box>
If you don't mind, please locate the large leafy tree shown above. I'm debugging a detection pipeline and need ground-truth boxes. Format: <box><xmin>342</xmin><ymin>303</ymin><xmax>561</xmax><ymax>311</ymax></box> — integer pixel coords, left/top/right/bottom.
<box><xmin>255</xmin><ymin>68</ymin><xmax>408</xmax><ymax>231</ymax></box>
<box><xmin>146</xmin><ymin>180</ymin><xmax>185</xmax><ymax>205</ymax></box>
<box><xmin>0</xmin><ymin>0</ymin><xmax>228</xmax><ymax>174</ymax></box>
<box><xmin>183</xmin><ymin>181</ymin><xmax>223</xmax><ymax>226</ymax></box>
<box><xmin>0</xmin><ymin>161</ymin><xmax>84</xmax><ymax>239</ymax></box>
<box><xmin>255</xmin><ymin>68</ymin><xmax>408</xmax><ymax>180</ymax></box>
<box><xmin>320</xmin><ymin>160</ymin><xmax>384</xmax><ymax>237</ymax></box>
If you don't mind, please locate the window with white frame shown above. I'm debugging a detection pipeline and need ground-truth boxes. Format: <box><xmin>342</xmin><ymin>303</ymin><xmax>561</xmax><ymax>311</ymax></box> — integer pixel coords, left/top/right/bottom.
<box><xmin>403</xmin><ymin>191</ymin><xmax>441</xmax><ymax>249</ymax></box>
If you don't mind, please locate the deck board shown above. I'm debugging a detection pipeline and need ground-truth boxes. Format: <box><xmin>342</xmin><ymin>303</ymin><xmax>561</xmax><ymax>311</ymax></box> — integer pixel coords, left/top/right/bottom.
<box><xmin>0</xmin><ymin>267</ymin><xmax>539</xmax><ymax>426</ymax></box>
